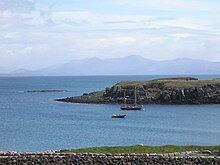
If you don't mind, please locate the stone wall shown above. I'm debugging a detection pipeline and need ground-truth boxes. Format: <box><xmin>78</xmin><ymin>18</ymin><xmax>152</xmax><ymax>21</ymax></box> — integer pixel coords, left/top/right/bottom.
<box><xmin>0</xmin><ymin>152</ymin><xmax>219</xmax><ymax>165</ymax></box>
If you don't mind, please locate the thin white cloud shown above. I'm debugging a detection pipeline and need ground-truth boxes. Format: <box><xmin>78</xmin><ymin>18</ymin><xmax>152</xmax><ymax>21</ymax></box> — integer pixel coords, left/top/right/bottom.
<box><xmin>152</xmin><ymin>17</ymin><xmax>212</xmax><ymax>31</ymax></box>
<box><xmin>109</xmin><ymin>0</ymin><xmax>220</xmax><ymax>11</ymax></box>
<box><xmin>51</xmin><ymin>11</ymin><xmax>97</xmax><ymax>25</ymax></box>
<box><xmin>48</xmin><ymin>10</ymin><xmax>216</xmax><ymax>32</ymax></box>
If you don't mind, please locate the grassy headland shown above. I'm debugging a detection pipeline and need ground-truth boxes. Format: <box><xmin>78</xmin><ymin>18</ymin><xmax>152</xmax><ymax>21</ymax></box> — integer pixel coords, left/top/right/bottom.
<box><xmin>56</xmin><ymin>77</ymin><xmax>220</xmax><ymax>104</ymax></box>
<box><xmin>60</xmin><ymin>145</ymin><xmax>220</xmax><ymax>154</ymax></box>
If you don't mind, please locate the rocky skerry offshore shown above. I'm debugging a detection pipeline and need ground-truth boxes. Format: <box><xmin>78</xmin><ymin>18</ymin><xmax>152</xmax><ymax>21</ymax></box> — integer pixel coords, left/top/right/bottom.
<box><xmin>56</xmin><ymin>77</ymin><xmax>220</xmax><ymax>104</ymax></box>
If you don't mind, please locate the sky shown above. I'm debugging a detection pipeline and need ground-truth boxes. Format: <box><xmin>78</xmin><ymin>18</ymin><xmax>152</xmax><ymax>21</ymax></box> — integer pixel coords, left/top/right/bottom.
<box><xmin>0</xmin><ymin>0</ymin><xmax>220</xmax><ymax>70</ymax></box>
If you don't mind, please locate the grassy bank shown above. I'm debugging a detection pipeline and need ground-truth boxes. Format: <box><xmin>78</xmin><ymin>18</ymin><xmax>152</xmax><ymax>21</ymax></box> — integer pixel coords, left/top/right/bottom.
<box><xmin>61</xmin><ymin>145</ymin><xmax>220</xmax><ymax>154</ymax></box>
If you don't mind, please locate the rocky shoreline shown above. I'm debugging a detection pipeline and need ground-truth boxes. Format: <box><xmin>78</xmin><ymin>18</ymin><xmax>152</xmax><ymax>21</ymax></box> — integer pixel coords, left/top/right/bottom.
<box><xmin>56</xmin><ymin>77</ymin><xmax>220</xmax><ymax>104</ymax></box>
<box><xmin>0</xmin><ymin>151</ymin><xmax>219</xmax><ymax>165</ymax></box>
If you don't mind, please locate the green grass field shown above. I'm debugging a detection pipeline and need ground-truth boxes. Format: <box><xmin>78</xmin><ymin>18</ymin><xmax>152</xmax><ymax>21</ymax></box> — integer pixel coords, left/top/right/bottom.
<box><xmin>60</xmin><ymin>145</ymin><xmax>220</xmax><ymax>154</ymax></box>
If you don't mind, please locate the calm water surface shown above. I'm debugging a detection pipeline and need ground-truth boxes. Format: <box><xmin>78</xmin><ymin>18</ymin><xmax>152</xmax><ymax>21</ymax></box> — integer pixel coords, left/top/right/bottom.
<box><xmin>0</xmin><ymin>75</ymin><xmax>220</xmax><ymax>152</ymax></box>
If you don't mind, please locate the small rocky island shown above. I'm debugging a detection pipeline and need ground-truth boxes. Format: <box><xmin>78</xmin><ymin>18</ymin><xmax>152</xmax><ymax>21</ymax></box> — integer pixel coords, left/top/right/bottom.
<box><xmin>56</xmin><ymin>77</ymin><xmax>220</xmax><ymax>104</ymax></box>
<box><xmin>27</xmin><ymin>89</ymin><xmax>68</xmax><ymax>93</ymax></box>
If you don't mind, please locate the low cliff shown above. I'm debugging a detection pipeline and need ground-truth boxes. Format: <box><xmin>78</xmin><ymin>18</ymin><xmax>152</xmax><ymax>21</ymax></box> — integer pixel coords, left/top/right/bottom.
<box><xmin>56</xmin><ymin>77</ymin><xmax>220</xmax><ymax>104</ymax></box>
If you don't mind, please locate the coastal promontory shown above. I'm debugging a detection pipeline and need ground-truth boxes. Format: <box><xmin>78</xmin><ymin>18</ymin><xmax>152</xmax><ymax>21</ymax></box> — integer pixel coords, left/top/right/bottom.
<box><xmin>56</xmin><ymin>77</ymin><xmax>220</xmax><ymax>104</ymax></box>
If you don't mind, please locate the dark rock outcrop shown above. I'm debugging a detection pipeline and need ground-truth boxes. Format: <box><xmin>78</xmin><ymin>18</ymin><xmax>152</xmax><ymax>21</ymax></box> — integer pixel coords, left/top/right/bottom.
<box><xmin>56</xmin><ymin>77</ymin><xmax>220</xmax><ymax>104</ymax></box>
<box><xmin>27</xmin><ymin>89</ymin><xmax>68</xmax><ymax>93</ymax></box>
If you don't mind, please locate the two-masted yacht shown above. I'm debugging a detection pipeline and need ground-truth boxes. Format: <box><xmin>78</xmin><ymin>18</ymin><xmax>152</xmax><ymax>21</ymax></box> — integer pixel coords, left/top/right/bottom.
<box><xmin>120</xmin><ymin>87</ymin><xmax>143</xmax><ymax>110</ymax></box>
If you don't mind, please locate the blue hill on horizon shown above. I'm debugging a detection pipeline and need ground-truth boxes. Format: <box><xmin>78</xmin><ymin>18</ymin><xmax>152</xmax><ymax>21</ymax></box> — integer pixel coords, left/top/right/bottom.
<box><xmin>1</xmin><ymin>55</ymin><xmax>220</xmax><ymax>76</ymax></box>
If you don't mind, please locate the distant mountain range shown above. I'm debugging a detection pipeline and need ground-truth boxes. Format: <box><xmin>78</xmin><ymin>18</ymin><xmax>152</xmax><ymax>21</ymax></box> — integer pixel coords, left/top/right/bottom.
<box><xmin>0</xmin><ymin>69</ymin><xmax>40</xmax><ymax>77</ymax></box>
<box><xmin>1</xmin><ymin>55</ymin><xmax>220</xmax><ymax>76</ymax></box>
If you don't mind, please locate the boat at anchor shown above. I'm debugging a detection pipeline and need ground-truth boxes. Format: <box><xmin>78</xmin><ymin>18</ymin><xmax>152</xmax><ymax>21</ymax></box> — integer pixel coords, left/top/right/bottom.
<box><xmin>120</xmin><ymin>87</ymin><xmax>143</xmax><ymax>110</ymax></box>
<box><xmin>111</xmin><ymin>114</ymin><xmax>126</xmax><ymax>118</ymax></box>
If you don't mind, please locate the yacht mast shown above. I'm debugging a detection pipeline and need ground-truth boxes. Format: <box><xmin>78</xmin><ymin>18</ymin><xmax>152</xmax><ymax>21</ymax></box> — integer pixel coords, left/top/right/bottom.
<box><xmin>124</xmin><ymin>90</ymin><xmax>126</xmax><ymax>104</ymax></box>
<box><xmin>134</xmin><ymin>86</ymin><xmax>137</xmax><ymax>105</ymax></box>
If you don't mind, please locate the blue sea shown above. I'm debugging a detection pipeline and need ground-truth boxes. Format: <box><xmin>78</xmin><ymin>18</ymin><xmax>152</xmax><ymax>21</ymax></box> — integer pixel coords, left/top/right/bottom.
<box><xmin>0</xmin><ymin>75</ymin><xmax>220</xmax><ymax>152</ymax></box>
